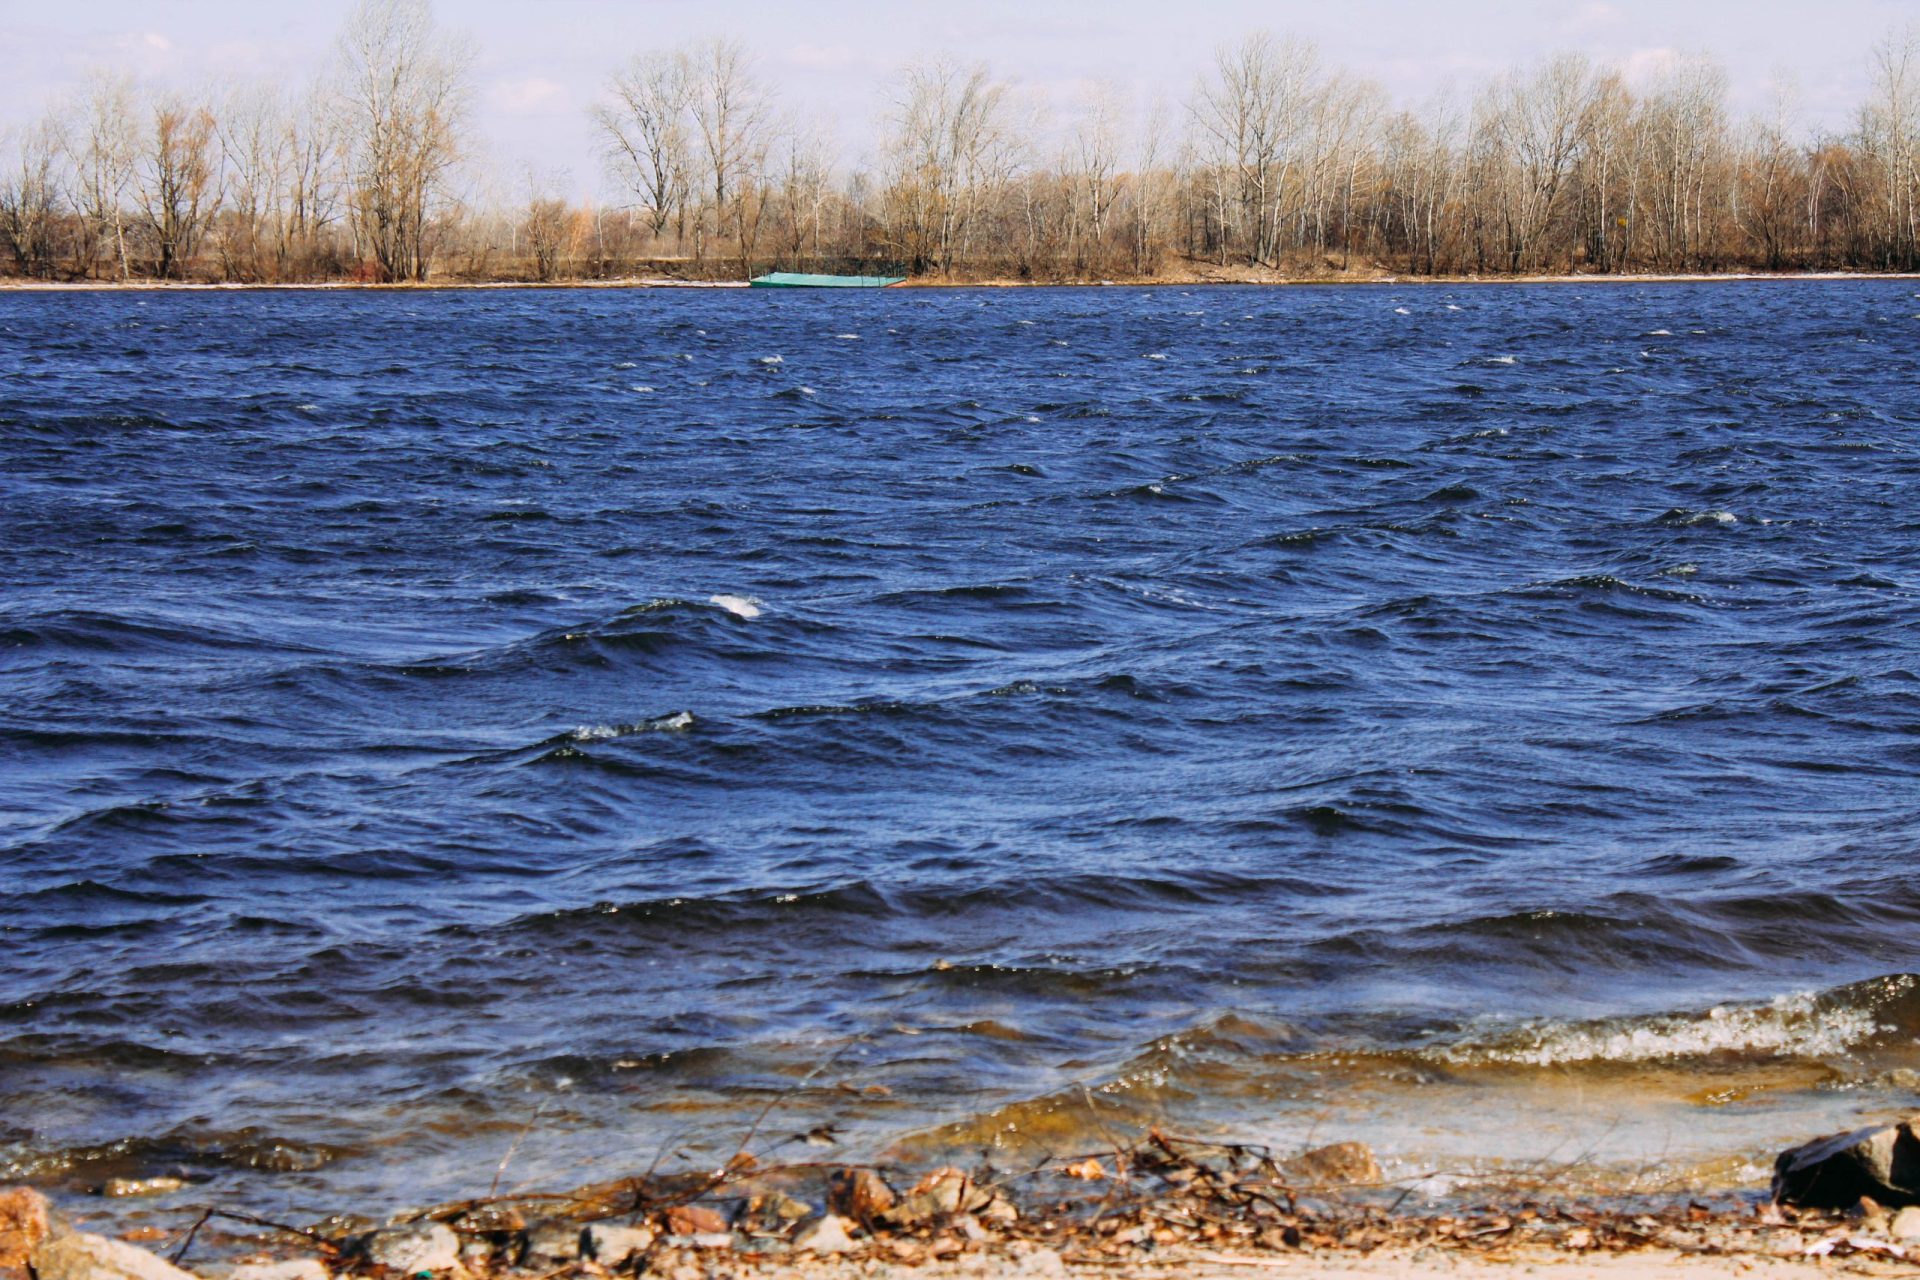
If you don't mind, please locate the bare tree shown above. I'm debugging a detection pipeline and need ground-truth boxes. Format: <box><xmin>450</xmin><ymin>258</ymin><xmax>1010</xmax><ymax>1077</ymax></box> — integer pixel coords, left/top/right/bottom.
<box><xmin>595</xmin><ymin>50</ymin><xmax>693</xmax><ymax>246</ymax></box>
<box><xmin>883</xmin><ymin>58</ymin><xmax>1012</xmax><ymax>273</ymax></box>
<box><xmin>134</xmin><ymin>95</ymin><xmax>219</xmax><ymax>279</ymax></box>
<box><xmin>520</xmin><ymin>169</ymin><xmax>572</xmax><ymax>280</ymax></box>
<box><xmin>0</xmin><ymin>116</ymin><xmax>63</xmax><ymax>278</ymax></box>
<box><xmin>69</xmin><ymin>73</ymin><xmax>139</xmax><ymax>279</ymax></box>
<box><xmin>771</xmin><ymin>114</ymin><xmax>835</xmax><ymax>265</ymax></box>
<box><xmin>688</xmin><ymin>37</ymin><xmax>768</xmax><ymax>270</ymax></box>
<box><xmin>1190</xmin><ymin>32</ymin><xmax>1326</xmax><ymax>266</ymax></box>
<box><xmin>335</xmin><ymin>0</ymin><xmax>470</xmax><ymax>281</ymax></box>
<box><xmin>1734</xmin><ymin>76</ymin><xmax>1807</xmax><ymax>270</ymax></box>
<box><xmin>1861</xmin><ymin>24</ymin><xmax>1920</xmax><ymax>267</ymax></box>
<box><xmin>1475</xmin><ymin>54</ymin><xmax>1601</xmax><ymax>272</ymax></box>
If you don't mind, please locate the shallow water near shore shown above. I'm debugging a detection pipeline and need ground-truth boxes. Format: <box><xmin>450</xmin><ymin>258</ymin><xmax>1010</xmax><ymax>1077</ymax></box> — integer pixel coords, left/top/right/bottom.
<box><xmin>2</xmin><ymin>282</ymin><xmax>1918</xmax><ymax>1218</ymax></box>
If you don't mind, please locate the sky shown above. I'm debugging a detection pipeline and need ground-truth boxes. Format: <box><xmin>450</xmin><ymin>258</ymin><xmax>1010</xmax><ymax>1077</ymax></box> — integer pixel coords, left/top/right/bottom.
<box><xmin>1</xmin><ymin>0</ymin><xmax>1913</xmax><ymax>200</ymax></box>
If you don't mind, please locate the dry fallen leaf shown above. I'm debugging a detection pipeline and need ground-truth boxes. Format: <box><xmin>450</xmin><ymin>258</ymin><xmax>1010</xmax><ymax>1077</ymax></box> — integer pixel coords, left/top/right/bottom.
<box><xmin>1062</xmin><ymin>1158</ymin><xmax>1108</xmax><ymax>1181</ymax></box>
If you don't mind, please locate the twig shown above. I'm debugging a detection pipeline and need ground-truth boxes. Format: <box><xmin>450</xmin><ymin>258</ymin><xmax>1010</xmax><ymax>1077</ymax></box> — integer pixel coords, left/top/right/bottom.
<box><xmin>491</xmin><ymin>1101</ymin><xmax>551</xmax><ymax>1198</ymax></box>
<box><xmin>169</xmin><ymin>1207</ymin><xmax>215</xmax><ymax>1266</ymax></box>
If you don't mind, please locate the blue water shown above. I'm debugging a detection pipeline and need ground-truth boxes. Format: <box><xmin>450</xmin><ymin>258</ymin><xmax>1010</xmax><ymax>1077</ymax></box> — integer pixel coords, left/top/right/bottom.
<box><xmin>3</xmin><ymin>283</ymin><xmax>1919</xmax><ymax>1212</ymax></box>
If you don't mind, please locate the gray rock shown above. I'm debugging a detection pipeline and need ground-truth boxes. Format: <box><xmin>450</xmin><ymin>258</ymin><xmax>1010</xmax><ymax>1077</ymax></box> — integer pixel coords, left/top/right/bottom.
<box><xmin>1893</xmin><ymin>1206</ymin><xmax>1920</xmax><ymax>1241</ymax></box>
<box><xmin>519</xmin><ymin>1220</ymin><xmax>583</xmax><ymax>1266</ymax></box>
<box><xmin>33</xmin><ymin>1233</ymin><xmax>200</xmax><ymax>1280</ymax></box>
<box><xmin>582</xmin><ymin>1223</ymin><xmax>655</xmax><ymax>1265</ymax></box>
<box><xmin>1774</xmin><ymin>1118</ymin><xmax>1920</xmax><ymax>1209</ymax></box>
<box><xmin>351</xmin><ymin>1224</ymin><xmax>460</xmax><ymax>1274</ymax></box>
<box><xmin>790</xmin><ymin>1215</ymin><xmax>856</xmax><ymax>1255</ymax></box>
<box><xmin>227</xmin><ymin>1261</ymin><xmax>328</xmax><ymax>1280</ymax></box>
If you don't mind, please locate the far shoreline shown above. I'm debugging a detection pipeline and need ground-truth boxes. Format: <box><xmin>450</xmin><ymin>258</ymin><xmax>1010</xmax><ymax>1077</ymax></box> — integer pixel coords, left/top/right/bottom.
<box><xmin>3</xmin><ymin>269</ymin><xmax>1919</xmax><ymax>294</ymax></box>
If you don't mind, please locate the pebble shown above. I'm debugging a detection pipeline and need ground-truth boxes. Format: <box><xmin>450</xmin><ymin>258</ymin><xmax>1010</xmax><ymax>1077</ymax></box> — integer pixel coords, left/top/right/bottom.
<box><xmin>520</xmin><ymin>1220</ymin><xmax>582</xmax><ymax>1265</ymax></box>
<box><xmin>351</xmin><ymin>1224</ymin><xmax>459</xmax><ymax>1274</ymax></box>
<box><xmin>227</xmin><ymin>1261</ymin><xmax>327</xmax><ymax>1280</ymax></box>
<box><xmin>791</xmin><ymin>1214</ymin><xmax>857</xmax><ymax>1255</ymax></box>
<box><xmin>1893</xmin><ymin>1206</ymin><xmax>1920</xmax><ymax>1241</ymax></box>
<box><xmin>582</xmin><ymin>1222</ymin><xmax>655</xmax><ymax>1264</ymax></box>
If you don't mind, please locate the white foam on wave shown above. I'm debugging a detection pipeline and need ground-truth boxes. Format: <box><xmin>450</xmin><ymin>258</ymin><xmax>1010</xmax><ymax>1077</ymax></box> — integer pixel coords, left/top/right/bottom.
<box><xmin>1143</xmin><ymin>352</ymin><xmax>1169</xmax><ymax>360</ymax></box>
<box><xmin>571</xmin><ymin>710</ymin><xmax>696</xmax><ymax>741</ymax></box>
<box><xmin>615</xmin><ymin>361</ymin><xmax>638</xmax><ymax>369</ymax></box>
<box><xmin>834</xmin><ymin>333</ymin><xmax>861</xmax><ymax>340</ymax></box>
<box><xmin>1487</xmin><ymin>356</ymin><xmax>1516</xmax><ymax>365</ymax></box>
<box><xmin>710</xmin><ymin>594</ymin><xmax>762</xmax><ymax>619</ymax></box>
<box><xmin>1394</xmin><ymin>307</ymin><xmax>1412</xmax><ymax>315</ymax></box>
<box><xmin>1446</xmin><ymin>304</ymin><xmax>1464</xmax><ymax>312</ymax></box>
<box><xmin>797</xmin><ymin>386</ymin><xmax>816</xmax><ymax>396</ymax></box>
<box><xmin>758</xmin><ymin>355</ymin><xmax>783</xmax><ymax>365</ymax></box>
<box><xmin>630</xmin><ymin>385</ymin><xmax>655</xmax><ymax>393</ymax></box>
<box><xmin>1442</xmin><ymin>991</ymin><xmax>1883</xmax><ymax>1068</ymax></box>
<box><xmin>1647</xmin><ymin>329</ymin><xmax>1673</xmax><ymax>336</ymax></box>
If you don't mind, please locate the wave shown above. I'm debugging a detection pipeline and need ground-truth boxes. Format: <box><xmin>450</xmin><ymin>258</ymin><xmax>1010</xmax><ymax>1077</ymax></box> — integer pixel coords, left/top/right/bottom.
<box><xmin>1436</xmin><ymin>979</ymin><xmax>1912</xmax><ymax>1069</ymax></box>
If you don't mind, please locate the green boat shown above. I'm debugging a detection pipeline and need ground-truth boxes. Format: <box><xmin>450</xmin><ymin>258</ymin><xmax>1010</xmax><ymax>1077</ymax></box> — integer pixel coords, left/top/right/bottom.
<box><xmin>749</xmin><ymin>272</ymin><xmax>907</xmax><ymax>288</ymax></box>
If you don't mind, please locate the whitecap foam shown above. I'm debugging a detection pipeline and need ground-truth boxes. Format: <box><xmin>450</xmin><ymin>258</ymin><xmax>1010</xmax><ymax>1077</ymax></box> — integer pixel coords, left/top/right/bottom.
<box><xmin>758</xmin><ymin>355</ymin><xmax>783</xmax><ymax>366</ymax></box>
<box><xmin>614</xmin><ymin>361</ymin><xmax>638</xmax><ymax>369</ymax></box>
<box><xmin>1487</xmin><ymin>356</ymin><xmax>1516</xmax><ymax>365</ymax></box>
<box><xmin>710</xmin><ymin>594</ymin><xmax>762</xmax><ymax>619</ymax></box>
<box><xmin>834</xmin><ymin>333</ymin><xmax>860</xmax><ymax>340</ymax></box>
<box><xmin>630</xmin><ymin>385</ymin><xmax>655</xmax><ymax>393</ymax></box>
<box><xmin>1394</xmin><ymin>307</ymin><xmax>1412</xmax><ymax>316</ymax></box>
<box><xmin>1440</xmin><ymin>990</ymin><xmax>1885</xmax><ymax>1069</ymax></box>
<box><xmin>571</xmin><ymin>711</ymin><xmax>695</xmax><ymax>741</ymax></box>
<box><xmin>1143</xmin><ymin>352</ymin><xmax>1169</xmax><ymax>361</ymax></box>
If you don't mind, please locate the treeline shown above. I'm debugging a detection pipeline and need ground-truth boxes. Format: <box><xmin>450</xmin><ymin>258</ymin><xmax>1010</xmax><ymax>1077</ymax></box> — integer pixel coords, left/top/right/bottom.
<box><xmin>4</xmin><ymin>1</ymin><xmax>1920</xmax><ymax>284</ymax></box>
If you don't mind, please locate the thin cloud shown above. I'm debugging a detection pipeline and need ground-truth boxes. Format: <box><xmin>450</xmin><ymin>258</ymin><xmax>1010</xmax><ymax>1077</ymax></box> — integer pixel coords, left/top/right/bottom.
<box><xmin>491</xmin><ymin>76</ymin><xmax>571</xmax><ymax>116</ymax></box>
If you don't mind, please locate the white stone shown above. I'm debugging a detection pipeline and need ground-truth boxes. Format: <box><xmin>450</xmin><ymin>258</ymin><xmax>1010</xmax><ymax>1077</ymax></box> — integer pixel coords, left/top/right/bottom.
<box><xmin>791</xmin><ymin>1215</ymin><xmax>857</xmax><ymax>1255</ymax></box>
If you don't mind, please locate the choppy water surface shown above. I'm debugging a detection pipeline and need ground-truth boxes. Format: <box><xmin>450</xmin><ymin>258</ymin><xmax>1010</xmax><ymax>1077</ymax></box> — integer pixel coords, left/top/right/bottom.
<box><xmin>3</xmin><ymin>283</ymin><xmax>1919</xmax><ymax>1216</ymax></box>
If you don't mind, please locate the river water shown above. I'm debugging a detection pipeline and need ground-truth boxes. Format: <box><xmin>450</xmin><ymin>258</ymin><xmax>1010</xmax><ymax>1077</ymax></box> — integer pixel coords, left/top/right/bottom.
<box><xmin>3</xmin><ymin>282</ymin><xmax>1918</xmax><ymax>1216</ymax></box>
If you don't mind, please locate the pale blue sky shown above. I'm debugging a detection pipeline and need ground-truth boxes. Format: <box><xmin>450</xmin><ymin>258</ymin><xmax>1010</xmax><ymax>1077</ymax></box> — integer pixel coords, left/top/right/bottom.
<box><xmin>2</xmin><ymin>0</ymin><xmax>1910</xmax><ymax>199</ymax></box>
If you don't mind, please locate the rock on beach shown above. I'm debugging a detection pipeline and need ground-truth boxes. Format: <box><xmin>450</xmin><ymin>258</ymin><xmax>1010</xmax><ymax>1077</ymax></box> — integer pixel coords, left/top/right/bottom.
<box><xmin>1773</xmin><ymin>1117</ymin><xmax>1920</xmax><ymax>1209</ymax></box>
<box><xmin>348</xmin><ymin>1223</ymin><xmax>460</xmax><ymax>1274</ymax></box>
<box><xmin>0</xmin><ymin>1188</ymin><xmax>51</xmax><ymax>1274</ymax></box>
<box><xmin>33</xmin><ymin>1233</ymin><xmax>199</xmax><ymax>1280</ymax></box>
